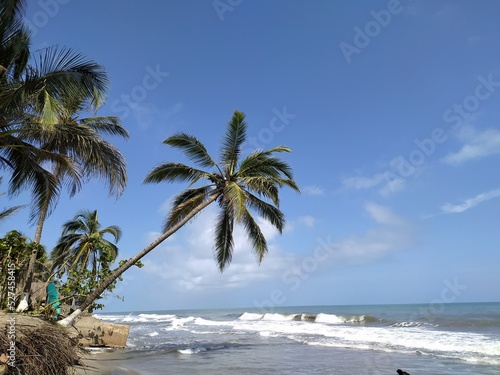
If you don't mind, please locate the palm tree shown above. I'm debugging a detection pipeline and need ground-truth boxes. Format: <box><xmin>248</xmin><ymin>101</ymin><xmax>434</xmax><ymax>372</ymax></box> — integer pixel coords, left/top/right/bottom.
<box><xmin>1</xmin><ymin>0</ymin><xmax>119</xmax><ymax>226</ymax></box>
<box><xmin>0</xmin><ymin>1</ymin><xmax>129</xmax><ymax>306</ymax></box>
<box><xmin>58</xmin><ymin>110</ymin><xmax>300</xmax><ymax>327</ymax></box>
<box><xmin>51</xmin><ymin>209</ymin><xmax>121</xmax><ymax>278</ymax></box>
<box><xmin>1</xmin><ymin>1</ymin><xmax>115</xmax><ymax>215</ymax></box>
<box><xmin>0</xmin><ymin>0</ymin><xmax>66</xmax><ymax>217</ymax></box>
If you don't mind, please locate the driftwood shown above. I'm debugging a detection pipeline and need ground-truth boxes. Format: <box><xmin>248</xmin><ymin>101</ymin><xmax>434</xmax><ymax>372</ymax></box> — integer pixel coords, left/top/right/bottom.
<box><xmin>0</xmin><ymin>313</ymin><xmax>81</xmax><ymax>375</ymax></box>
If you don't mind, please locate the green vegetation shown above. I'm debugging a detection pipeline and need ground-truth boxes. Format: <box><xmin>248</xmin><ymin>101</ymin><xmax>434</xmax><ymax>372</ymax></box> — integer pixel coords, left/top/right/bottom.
<box><xmin>0</xmin><ymin>231</ymin><xmax>47</xmax><ymax>310</ymax></box>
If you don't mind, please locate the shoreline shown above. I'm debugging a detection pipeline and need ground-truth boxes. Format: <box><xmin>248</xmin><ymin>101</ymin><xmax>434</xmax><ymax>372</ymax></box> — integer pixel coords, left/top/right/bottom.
<box><xmin>74</xmin><ymin>348</ymin><xmax>141</xmax><ymax>375</ymax></box>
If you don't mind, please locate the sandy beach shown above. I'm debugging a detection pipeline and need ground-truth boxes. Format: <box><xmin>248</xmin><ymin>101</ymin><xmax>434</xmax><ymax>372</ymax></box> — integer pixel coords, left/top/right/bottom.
<box><xmin>74</xmin><ymin>349</ymin><xmax>140</xmax><ymax>375</ymax></box>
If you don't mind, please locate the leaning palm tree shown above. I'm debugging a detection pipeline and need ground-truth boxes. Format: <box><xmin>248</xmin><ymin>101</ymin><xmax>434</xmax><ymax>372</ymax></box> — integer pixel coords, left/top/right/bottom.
<box><xmin>51</xmin><ymin>209</ymin><xmax>121</xmax><ymax>279</ymax></box>
<box><xmin>58</xmin><ymin>110</ymin><xmax>300</xmax><ymax>327</ymax></box>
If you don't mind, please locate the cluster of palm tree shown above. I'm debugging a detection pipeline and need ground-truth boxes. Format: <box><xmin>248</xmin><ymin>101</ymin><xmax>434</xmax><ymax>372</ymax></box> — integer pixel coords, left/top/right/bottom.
<box><xmin>50</xmin><ymin>209</ymin><xmax>124</xmax><ymax>311</ymax></box>
<box><xmin>0</xmin><ymin>0</ymin><xmax>127</xmax><ymax>307</ymax></box>
<box><xmin>1</xmin><ymin>0</ymin><xmax>301</xmax><ymax>327</ymax></box>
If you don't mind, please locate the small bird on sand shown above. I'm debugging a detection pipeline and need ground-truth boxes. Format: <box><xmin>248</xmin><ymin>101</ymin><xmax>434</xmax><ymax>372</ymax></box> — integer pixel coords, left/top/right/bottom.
<box><xmin>396</xmin><ymin>370</ymin><xmax>410</xmax><ymax>375</ymax></box>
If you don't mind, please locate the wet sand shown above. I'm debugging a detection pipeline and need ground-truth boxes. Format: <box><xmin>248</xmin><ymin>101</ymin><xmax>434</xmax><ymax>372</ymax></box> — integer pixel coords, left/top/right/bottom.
<box><xmin>74</xmin><ymin>349</ymin><xmax>141</xmax><ymax>375</ymax></box>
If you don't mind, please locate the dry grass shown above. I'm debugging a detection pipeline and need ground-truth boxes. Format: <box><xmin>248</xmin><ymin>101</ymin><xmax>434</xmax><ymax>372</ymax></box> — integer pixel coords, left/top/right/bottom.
<box><xmin>0</xmin><ymin>313</ymin><xmax>81</xmax><ymax>375</ymax></box>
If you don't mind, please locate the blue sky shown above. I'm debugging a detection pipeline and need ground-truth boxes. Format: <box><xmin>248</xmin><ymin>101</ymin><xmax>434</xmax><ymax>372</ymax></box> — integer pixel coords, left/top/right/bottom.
<box><xmin>3</xmin><ymin>0</ymin><xmax>500</xmax><ymax>312</ymax></box>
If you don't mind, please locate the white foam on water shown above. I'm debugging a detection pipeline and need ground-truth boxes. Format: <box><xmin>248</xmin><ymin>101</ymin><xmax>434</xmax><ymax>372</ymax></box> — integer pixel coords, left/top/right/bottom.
<box><xmin>97</xmin><ymin>313</ymin><xmax>177</xmax><ymax>324</ymax></box>
<box><xmin>137</xmin><ymin>313</ymin><xmax>176</xmax><ymax>322</ymax></box>
<box><xmin>178</xmin><ymin>347</ymin><xmax>208</xmax><ymax>354</ymax></box>
<box><xmin>161</xmin><ymin>316</ymin><xmax>196</xmax><ymax>331</ymax></box>
<box><xmin>314</xmin><ymin>313</ymin><xmax>346</xmax><ymax>324</ymax></box>
<box><xmin>105</xmin><ymin>308</ymin><xmax>500</xmax><ymax>366</ymax></box>
<box><xmin>239</xmin><ymin>312</ymin><xmax>263</xmax><ymax>320</ymax></box>
<box><xmin>194</xmin><ymin>317</ymin><xmax>223</xmax><ymax>326</ymax></box>
<box><xmin>217</xmin><ymin>314</ymin><xmax>500</xmax><ymax>365</ymax></box>
<box><xmin>95</xmin><ymin>313</ymin><xmax>130</xmax><ymax>322</ymax></box>
<box><xmin>262</xmin><ymin>313</ymin><xmax>296</xmax><ymax>321</ymax></box>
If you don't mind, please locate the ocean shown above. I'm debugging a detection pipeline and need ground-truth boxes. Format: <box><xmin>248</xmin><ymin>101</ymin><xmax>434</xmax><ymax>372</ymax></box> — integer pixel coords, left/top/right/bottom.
<box><xmin>93</xmin><ymin>302</ymin><xmax>500</xmax><ymax>374</ymax></box>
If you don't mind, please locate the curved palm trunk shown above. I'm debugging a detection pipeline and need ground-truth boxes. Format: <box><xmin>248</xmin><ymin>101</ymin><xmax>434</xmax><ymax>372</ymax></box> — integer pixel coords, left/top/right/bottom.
<box><xmin>16</xmin><ymin>200</ymin><xmax>48</xmax><ymax>312</ymax></box>
<box><xmin>58</xmin><ymin>193</ymin><xmax>219</xmax><ymax>327</ymax></box>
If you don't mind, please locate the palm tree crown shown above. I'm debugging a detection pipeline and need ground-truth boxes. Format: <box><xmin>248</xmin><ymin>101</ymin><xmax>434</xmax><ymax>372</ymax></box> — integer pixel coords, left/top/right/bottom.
<box><xmin>51</xmin><ymin>209</ymin><xmax>121</xmax><ymax>278</ymax></box>
<box><xmin>144</xmin><ymin>110</ymin><xmax>300</xmax><ymax>271</ymax></box>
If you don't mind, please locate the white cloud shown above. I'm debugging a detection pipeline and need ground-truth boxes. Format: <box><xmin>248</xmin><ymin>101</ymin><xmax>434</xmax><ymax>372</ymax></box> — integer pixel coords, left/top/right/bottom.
<box><xmin>442</xmin><ymin>125</ymin><xmax>500</xmax><ymax>165</ymax></box>
<box><xmin>341</xmin><ymin>170</ymin><xmax>408</xmax><ymax>197</ymax></box>
<box><xmin>285</xmin><ymin>215</ymin><xmax>318</xmax><ymax>233</ymax></box>
<box><xmin>297</xmin><ymin>215</ymin><xmax>316</xmax><ymax>228</ymax></box>
<box><xmin>378</xmin><ymin>176</ymin><xmax>406</xmax><ymax>197</ymax></box>
<box><xmin>365</xmin><ymin>202</ymin><xmax>407</xmax><ymax>226</ymax></box>
<box><xmin>341</xmin><ymin>173</ymin><xmax>386</xmax><ymax>190</ymax></box>
<box><xmin>135</xmin><ymin>203</ymin><xmax>413</xmax><ymax>305</ymax></box>
<box><xmin>302</xmin><ymin>185</ymin><xmax>325</xmax><ymax>196</ymax></box>
<box><xmin>140</xmin><ymin>206</ymin><xmax>290</xmax><ymax>292</ymax></box>
<box><xmin>321</xmin><ymin>203</ymin><xmax>413</xmax><ymax>264</ymax></box>
<box><xmin>440</xmin><ymin>188</ymin><xmax>500</xmax><ymax>214</ymax></box>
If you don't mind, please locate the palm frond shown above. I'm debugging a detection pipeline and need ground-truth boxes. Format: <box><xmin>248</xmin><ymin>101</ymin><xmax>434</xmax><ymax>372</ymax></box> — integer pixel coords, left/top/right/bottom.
<box><xmin>33</xmin><ymin>46</ymin><xmax>109</xmax><ymax>111</ymax></box>
<box><xmin>241</xmin><ymin>175</ymin><xmax>300</xmax><ymax>202</ymax></box>
<box><xmin>238</xmin><ymin>150</ymin><xmax>296</xmax><ymax>181</ymax></box>
<box><xmin>34</xmin><ymin>122</ymin><xmax>127</xmax><ymax>197</ymax></box>
<box><xmin>238</xmin><ymin>176</ymin><xmax>280</xmax><ymax>205</ymax></box>
<box><xmin>223</xmin><ymin>181</ymin><xmax>246</xmax><ymax>221</ymax></box>
<box><xmin>214</xmin><ymin>203</ymin><xmax>234</xmax><ymax>271</ymax></box>
<box><xmin>164</xmin><ymin>133</ymin><xmax>217</xmax><ymax>169</ymax></box>
<box><xmin>164</xmin><ymin>185</ymin><xmax>214</xmax><ymax>231</ymax></box>
<box><xmin>244</xmin><ymin>191</ymin><xmax>285</xmax><ymax>233</ymax></box>
<box><xmin>0</xmin><ymin>204</ymin><xmax>23</xmax><ymax>221</ymax></box>
<box><xmin>80</xmin><ymin>116</ymin><xmax>129</xmax><ymax>139</ymax></box>
<box><xmin>39</xmin><ymin>89</ymin><xmax>68</xmax><ymax>127</ymax></box>
<box><xmin>4</xmin><ymin>140</ymin><xmax>62</xmax><ymax>217</ymax></box>
<box><xmin>144</xmin><ymin>162</ymin><xmax>213</xmax><ymax>186</ymax></box>
<box><xmin>0</xmin><ymin>24</ymin><xmax>30</xmax><ymax>80</ymax></box>
<box><xmin>241</xmin><ymin>208</ymin><xmax>268</xmax><ymax>263</ymax></box>
<box><xmin>220</xmin><ymin>110</ymin><xmax>246</xmax><ymax>174</ymax></box>
<box><xmin>99</xmin><ymin>225</ymin><xmax>122</xmax><ymax>243</ymax></box>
